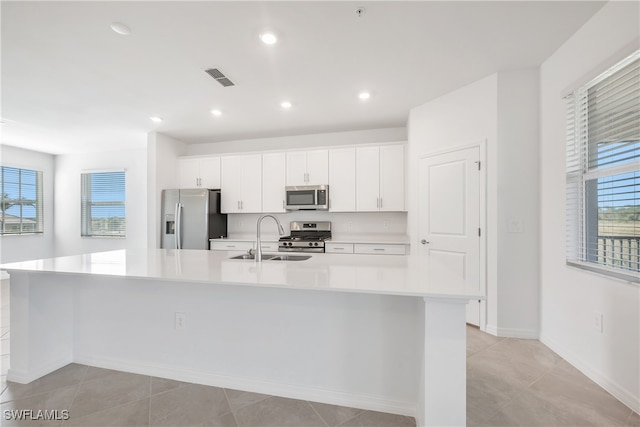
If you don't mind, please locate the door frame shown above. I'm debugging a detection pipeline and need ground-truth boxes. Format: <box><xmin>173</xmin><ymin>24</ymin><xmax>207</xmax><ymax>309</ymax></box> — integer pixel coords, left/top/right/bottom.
<box><xmin>417</xmin><ymin>140</ymin><xmax>487</xmax><ymax>331</ymax></box>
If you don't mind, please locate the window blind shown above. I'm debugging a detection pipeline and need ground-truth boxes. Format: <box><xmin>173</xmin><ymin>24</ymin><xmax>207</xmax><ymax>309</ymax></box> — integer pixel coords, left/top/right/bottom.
<box><xmin>81</xmin><ymin>171</ymin><xmax>126</xmax><ymax>237</ymax></box>
<box><xmin>566</xmin><ymin>50</ymin><xmax>640</xmax><ymax>281</ymax></box>
<box><xmin>0</xmin><ymin>166</ymin><xmax>44</xmax><ymax>235</ymax></box>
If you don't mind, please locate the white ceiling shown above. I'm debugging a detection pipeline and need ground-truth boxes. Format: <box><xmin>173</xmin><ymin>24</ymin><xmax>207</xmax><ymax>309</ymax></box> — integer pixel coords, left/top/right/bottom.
<box><xmin>1</xmin><ymin>1</ymin><xmax>605</xmax><ymax>155</ymax></box>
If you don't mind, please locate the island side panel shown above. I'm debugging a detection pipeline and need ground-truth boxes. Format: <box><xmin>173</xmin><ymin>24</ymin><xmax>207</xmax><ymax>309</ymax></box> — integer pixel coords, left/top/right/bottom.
<box><xmin>417</xmin><ymin>297</ymin><xmax>468</xmax><ymax>427</ymax></box>
<box><xmin>71</xmin><ymin>275</ymin><xmax>424</xmax><ymax>416</ymax></box>
<box><xmin>7</xmin><ymin>271</ymin><xmax>74</xmax><ymax>383</ymax></box>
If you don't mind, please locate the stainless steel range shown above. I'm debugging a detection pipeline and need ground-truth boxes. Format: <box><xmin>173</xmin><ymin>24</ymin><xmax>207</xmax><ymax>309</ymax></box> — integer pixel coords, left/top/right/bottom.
<box><xmin>278</xmin><ymin>221</ymin><xmax>331</xmax><ymax>253</ymax></box>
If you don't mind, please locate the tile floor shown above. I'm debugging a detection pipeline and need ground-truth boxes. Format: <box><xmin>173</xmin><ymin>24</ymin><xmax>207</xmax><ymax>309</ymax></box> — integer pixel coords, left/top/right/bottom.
<box><xmin>0</xmin><ymin>278</ymin><xmax>638</xmax><ymax>426</ymax></box>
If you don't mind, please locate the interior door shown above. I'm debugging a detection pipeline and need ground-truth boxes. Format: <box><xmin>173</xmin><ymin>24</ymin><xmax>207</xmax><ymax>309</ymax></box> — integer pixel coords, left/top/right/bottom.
<box><xmin>418</xmin><ymin>146</ymin><xmax>481</xmax><ymax>325</ymax></box>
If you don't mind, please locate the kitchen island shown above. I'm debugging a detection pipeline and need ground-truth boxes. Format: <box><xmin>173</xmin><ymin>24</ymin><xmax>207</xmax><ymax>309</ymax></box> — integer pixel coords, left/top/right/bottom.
<box><xmin>1</xmin><ymin>249</ymin><xmax>483</xmax><ymax>426</ymax></box>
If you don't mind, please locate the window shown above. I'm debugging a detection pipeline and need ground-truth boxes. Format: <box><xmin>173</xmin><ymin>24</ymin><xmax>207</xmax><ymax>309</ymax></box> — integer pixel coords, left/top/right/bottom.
<box><xmin>566</xmin><ymin>51</ymin><xmax>639</xmax><ymax>282</ymax></box>
<box><xmin>0</xmin><ymin>166</ymin><xmax>44</xmax><ymax>235</ymax></box>
<box><xmin>81</xmin><ymin>171</ymin><xmax>126</xmax><ymax>237</ymax></box>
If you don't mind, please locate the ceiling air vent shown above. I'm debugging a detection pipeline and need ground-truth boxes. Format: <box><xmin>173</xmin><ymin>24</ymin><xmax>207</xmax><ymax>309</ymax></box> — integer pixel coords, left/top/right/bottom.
<box><xmin>205</xmin><ymin>68</ymin><xmax>235</xmax><ymax>87</ymax></box>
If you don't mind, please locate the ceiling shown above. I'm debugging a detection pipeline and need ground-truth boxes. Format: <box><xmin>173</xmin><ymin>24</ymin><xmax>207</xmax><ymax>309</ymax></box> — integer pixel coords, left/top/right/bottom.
<box><xmin>1</xmin><ymin>1</ymin><xmax>605</xmax><ymax>155</ymax></box>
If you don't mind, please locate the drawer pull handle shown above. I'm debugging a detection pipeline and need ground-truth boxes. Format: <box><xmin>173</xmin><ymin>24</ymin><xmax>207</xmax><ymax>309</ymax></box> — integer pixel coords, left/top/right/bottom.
<box><xmin>374</xmin><ymin>248</ymin><xmax>385</xmax><ymax>251</ymax></box>
<box><xmin>226</xmin><ymin>245</ymin><xmax>236</xmax><ymax>248</ymax></box>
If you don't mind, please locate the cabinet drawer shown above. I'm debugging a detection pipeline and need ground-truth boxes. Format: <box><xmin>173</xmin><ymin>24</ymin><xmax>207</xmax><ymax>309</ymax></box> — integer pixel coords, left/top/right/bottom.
<box><xmin>210</xmin><ymin>241</ymin><xmax>253</xmax><ymax>251</ymax></box>
<box><xmin>257</xmin><ymin>241</ymin><xmax>279</xmax><ymax>252</ymax></box>
<box><xmin>354</xmin><ymin>244</ymin><xmax>406</xmax><ymax>255</ymax></box>
<box><xmin>325</xmin><ymin>243</ymin><xmax>354</xmax><ymax>254</ymax></box>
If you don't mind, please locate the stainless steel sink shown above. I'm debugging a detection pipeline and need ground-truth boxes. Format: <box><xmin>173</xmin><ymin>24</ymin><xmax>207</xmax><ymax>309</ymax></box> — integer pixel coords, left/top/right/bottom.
<box><xmin>229</xmin><ymin>254</ymin><xmax>311</xmax><ymax>261</ymax></box>
<box><xmin>229</xmin><ymin>254</ymin><xmax>277</xmax><ymax>260</ymax></box>
<box><xmin>269</xmin><ymin>255</ymin><xmax>312</xmax><ymax>261</ymax></box>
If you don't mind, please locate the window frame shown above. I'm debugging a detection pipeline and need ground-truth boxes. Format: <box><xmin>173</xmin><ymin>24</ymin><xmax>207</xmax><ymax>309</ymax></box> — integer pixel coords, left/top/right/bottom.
<box><xmin>565</xmin><ymin>50</ymin><xmax>640</xmax><ymax>284</ymax></box>
<box><xmin>0</xmin><ymin>165</ymin><xmax>44</xmax><ymax>236</ymax></box>
<box><xmin>80</xmin><ymin>170</ymin><xmax>126</xmax><ymax>238</ymax></box>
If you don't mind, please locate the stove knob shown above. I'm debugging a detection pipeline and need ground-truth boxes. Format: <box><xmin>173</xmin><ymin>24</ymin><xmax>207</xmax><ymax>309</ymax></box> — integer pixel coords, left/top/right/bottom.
<box><xmin>308</xmin><ymin>242</ymin><xmax>313</xmax><ymax>247</ymax></box>
<box><xmin>288</xmin><ymin>242</ymin><xmax>292</xmax><ymax>247</ymax></box>
<box><xmin>314</xmin><ymin>242</ymin><xmax>319</xmax><ymax>246</ymax></box>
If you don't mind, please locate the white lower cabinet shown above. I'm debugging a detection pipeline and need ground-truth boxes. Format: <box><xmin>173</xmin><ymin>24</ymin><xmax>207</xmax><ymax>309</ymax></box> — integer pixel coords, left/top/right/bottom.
<box><xmin>353</xmin><ymin>244</ymin><xmax>407</xmax><ymax>255</ymax></box>
<box><xmin>327</xmin><ymin>242</ymin><xmax>406</xmax><ymax>255</ymax></box>
<box><xmin>256</xmin><ymin>241</ymin><xmax>279</xmax><ymax>252</ymax></box>
<box><xmin>325</xmin><ymin>243</ymin><xmax>355</xmax><ymax>254</ymax></box>
<box><xmin>209</xmin><ymin>240</ymin><xmax>279</xmax><ymax>252</ymax></box>
<box><xmin>210</xmin><ymin>240</ymin><xmax>254</xmax><ymax>251</ymax></box>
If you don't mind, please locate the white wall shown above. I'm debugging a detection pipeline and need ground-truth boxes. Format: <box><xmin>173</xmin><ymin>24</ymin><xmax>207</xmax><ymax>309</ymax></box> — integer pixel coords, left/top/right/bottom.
<box><xmin>0</xmin><ymin>145</ymin><xmax>55</xmax><ymax>263</ymax></box>
<box><xmin>407</xmin><ymin>69</ymin><xmax>541</xmax><ymax>338</ymax></box>
<box><xmin>147</xmin><ymin>132</ymin><xmax>187</xmax><ymax>248</ymax></box>
<box><xmin>496</xmin><ymin>68</ymin><xmax>540</xmax><ymax>337</ymax></box>
<box><xmin>186</xmin><ymin>128</ymin><xmax>407</xmax><ymax>155</ymax></box>
<box><xmin>539</xmin><ymin>1</ymin><xmax>639</xmax><ymax>413</ymax></box>
<box><xmin>54</xmin><ymin>149</ymin><xmax>148</xmax><ymax>256</ymax></box>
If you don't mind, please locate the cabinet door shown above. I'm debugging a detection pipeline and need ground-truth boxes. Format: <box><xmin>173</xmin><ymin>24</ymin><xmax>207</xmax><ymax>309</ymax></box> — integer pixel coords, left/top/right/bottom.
<box><xmin>220</xmin><ymin>156</ymin><xmax>243</xmax><ymax>213</ymax></box>
<box><xmin>379</xmin><ymin>145</ymin><xmax>405</xmax><ymax>211</ymax></box>
<box><xmin>262</xmin><ymin>152</ymin><xmax>286</xmax><ymax>213</ymax></box>
<box><xmin>239</xmin><ymin>154</ymin><xmax>262</xmax><ymax>213</ymax></box>
<box><xmin>286</xmin><ymin>151</ymin><xmax>308</xmax><ymax>186</ymax></box>
<box><xmin>199</xmin><ymin>156</ymin><xmax>221</xmax><ymax>189</ymax></box>
<box><xmin>178</xmin><ymin>159</ymin><xmax>200</xmax><ymax>188</ymax></box>
<box><xmin>329</xmin><ymin>148</ymin><xmax>356</xmax><ymax>212</ymax></box>
<box><xmin>355</xmin><ymin>146</ymin><xmax>380</xmax><ymax>211</ymax></box>
<box><xmin>305</xmin><ymin>150</ymin><xmax>329</xmax><ymax>185</ymax></box>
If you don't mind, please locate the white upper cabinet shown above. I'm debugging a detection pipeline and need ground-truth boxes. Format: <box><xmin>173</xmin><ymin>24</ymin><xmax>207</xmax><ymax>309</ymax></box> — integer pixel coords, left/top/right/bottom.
<box><xmin>220</xmin><ymin>154</ymin><xmax>262</xmax><ymax>213</ymax></box>
<box><xmin>328</xmin><ymin>148</ymin><xmax>356</xmax><ymax>212</ymax></box>
<box><xmin>198</xmin><ymin>157</ymin><xmax>222</xmax><ymax>189</ymax></box>
<box><xmin>178</xmin><ymin>156</ymin><xmax>221</xmax><ymax>189</ymax></box>
<box><xmin>379</xmin><ymin>144</ymin><xmax>405</xmax><ymax>212</ymax></box>
<box><xmin>262</xmin><ymin>152</ymin><xmax>286</xmax><ymax>213</ymax></box>
<box><xmin>356</xmin><ymin>144</ymin><xmax>405</xmax><ymax>212</ymax></box>
<box><xmin>356</xmin><ymin>147</ymin><xmax>381</xmax><ymax>211</ymax></box>
<box><xmin>286</xmin><ymin>149</ymin><xmax>328</xmax><ymax>186</ymax></box>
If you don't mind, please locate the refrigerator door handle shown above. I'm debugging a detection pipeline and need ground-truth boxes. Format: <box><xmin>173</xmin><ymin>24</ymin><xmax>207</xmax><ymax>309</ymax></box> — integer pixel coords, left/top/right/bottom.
<box><xmin>175</xmin><ymin>202</ymin><xmax>182</xmax><ymax>249</ymax></box>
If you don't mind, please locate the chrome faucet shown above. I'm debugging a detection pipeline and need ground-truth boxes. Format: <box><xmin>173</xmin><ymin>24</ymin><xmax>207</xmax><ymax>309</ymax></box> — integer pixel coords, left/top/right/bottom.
<box><xmin>256</xmin><ymin>215</ymin><xmax>285</xmax><ymax>262</ymax></box>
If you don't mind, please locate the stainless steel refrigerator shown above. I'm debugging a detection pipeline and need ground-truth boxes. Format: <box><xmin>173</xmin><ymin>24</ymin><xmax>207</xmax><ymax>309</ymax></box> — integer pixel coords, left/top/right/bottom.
<box><xmin>161</xmin><ymin>189</ymin><xmax>227</xmax><ymax>249</ymax></box>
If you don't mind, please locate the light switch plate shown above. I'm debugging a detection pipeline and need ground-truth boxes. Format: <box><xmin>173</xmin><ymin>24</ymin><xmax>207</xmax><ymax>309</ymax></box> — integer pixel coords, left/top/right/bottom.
<box><xmin>507</xmin><ymin>219</ymin><xmax>523</xmax><ymax>233</ymax></box>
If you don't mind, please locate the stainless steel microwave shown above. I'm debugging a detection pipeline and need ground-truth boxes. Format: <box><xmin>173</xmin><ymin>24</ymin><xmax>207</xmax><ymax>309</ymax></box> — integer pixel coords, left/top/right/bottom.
<box><xmin>285</xmin><ymin>185</ymin><xmax>329</xmax><ymax>210</ymax></box>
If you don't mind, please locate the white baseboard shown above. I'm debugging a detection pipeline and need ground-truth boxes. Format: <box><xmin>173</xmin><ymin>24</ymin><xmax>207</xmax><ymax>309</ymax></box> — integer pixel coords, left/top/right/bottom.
<box><xmin>74</xmin><ymin>354</ymin><xmax>416</xmax><ymax>418</ymax></box>
<box><xmin>484</xmin><ymin>324</ymin><xmax>539</xmax><ymax>339</ymax></box>
<box><xmin>7</xmin><ymin>357</ymin><xmax>72</xmax><ymax>384</ymax></box>
<box><xmin>540</xmin><ymin>334</ymin><xmax>640</xmax><ymax>414</ymax></box>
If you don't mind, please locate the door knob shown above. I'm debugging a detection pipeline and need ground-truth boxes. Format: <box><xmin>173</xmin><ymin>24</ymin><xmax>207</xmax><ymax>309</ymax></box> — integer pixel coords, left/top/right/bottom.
<box><xmin>421</xmin><ymin>239</ymin><xmax>429</xmax><ymax>244</ymax></box>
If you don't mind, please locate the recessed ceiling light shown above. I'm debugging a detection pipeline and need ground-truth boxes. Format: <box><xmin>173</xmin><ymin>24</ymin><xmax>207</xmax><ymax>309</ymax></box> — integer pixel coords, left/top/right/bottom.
<box><xmin>260</xmin><ymin>32</ymin><xmax>278</xmax><ymax>45</ymax></box>
<box><xmin>280</xmin><ymin>101</ymin><xmax>292</xmax><ymax>109</ymax></box>
<box><xmin>150</xmin><ymin>116</ymin><xmax>163</xmax><ymax>123</ymax></box>
<box><xmin>211</xmin><ymin>109</ymin><xmax>222</xmax><ymax>117</ymax></box>
<box><xmin>110</xmin><ymin>22</ymin><xmax>131</xmax><ymax>36</ymax></box>
<box><xmin>358</xmin><ymin>92</ymin><xmax>371</xmax><ymax>100</ymax></box>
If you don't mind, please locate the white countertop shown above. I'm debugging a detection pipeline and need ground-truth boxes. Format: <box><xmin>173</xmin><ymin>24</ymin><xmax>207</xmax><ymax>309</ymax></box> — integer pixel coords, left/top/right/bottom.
<box><xmin>0</xmin><ymin>249</ymin><xmax>483</xmax><ymax>300</ymax></box>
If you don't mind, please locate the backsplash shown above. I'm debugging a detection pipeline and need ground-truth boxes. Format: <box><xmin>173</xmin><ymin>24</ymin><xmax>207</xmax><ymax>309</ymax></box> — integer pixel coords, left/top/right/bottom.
<box><xmin>227</xmin><ymin>212</ymin><xmax>407</xmax><ymax>237</ymax></box>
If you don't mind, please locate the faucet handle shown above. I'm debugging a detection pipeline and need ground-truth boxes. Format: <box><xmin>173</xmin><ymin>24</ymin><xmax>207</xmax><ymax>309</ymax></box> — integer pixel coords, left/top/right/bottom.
<box><xmin>248</xmin><ymin>248</ymin><xmax>254</xmax><ymax>256</ymax></box>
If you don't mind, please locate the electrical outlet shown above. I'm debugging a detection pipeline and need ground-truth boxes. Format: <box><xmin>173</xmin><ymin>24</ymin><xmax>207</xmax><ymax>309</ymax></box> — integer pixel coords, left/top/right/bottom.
<box><xmin>175</xmin><ymin>312</ymin><xmax>186</xmax><ymax>330</ymax></box>
<box><xmin>594</xmin><ymin>311</ymin><xmax>603</xmax><ymax>333</ymax></box>
<box><xmin>347</xmin><ymin>221</ymin><xmax>353</xmax><ymax>229</ymax></box>
<box><xmin>383</xmin><ymin>221</ymin><xmax>389</xmax><ymax>229</ymax></box>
